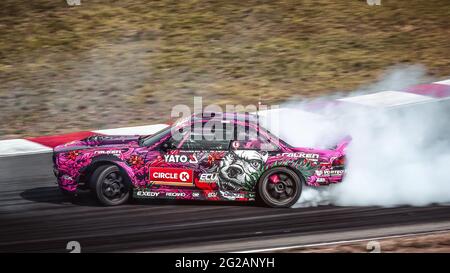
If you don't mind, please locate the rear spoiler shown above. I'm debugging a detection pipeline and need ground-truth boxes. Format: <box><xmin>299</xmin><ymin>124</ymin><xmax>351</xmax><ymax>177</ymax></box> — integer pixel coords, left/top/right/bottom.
<box><xmin>335</xmin><ymin>135</ymin><xmax>352</xmax><ymax>152</ymax></box>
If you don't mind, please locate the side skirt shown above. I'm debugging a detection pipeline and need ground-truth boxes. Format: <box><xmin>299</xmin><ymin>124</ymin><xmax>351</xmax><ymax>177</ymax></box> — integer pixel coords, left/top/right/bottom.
<box><xmin>133</xmin><ymin>188</ymin><xmax>256</xmax><ymax>202</ymax></box>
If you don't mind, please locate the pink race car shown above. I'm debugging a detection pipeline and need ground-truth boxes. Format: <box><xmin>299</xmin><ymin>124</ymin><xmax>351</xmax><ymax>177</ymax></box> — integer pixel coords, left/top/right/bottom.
<box><xmin>53</xmin><ymin>112</ymin><xmax>349</xmax><ymax>208</ymax></box>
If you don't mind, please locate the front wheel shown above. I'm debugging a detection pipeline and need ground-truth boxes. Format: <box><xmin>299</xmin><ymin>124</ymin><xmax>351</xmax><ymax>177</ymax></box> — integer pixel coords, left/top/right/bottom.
<box><xmin>90</xmin><ymin>165</ymin><xmax>130</xmax><ymax>206</ymax></box>
<box><xmin>257</xmin><ymin>167</ymin><xmax>302</xmax><ymax>208</ymax></box>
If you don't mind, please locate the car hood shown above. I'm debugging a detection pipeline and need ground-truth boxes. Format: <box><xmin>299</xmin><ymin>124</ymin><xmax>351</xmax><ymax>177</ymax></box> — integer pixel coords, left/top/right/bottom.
<box><xmin>53</xmin><ymin>135</ymin><xmax>141</xmax><ymax>153</ymax></box>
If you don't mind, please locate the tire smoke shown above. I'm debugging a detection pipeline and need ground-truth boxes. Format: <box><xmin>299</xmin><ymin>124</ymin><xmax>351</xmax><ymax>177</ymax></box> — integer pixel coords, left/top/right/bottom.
<box><xmin>265</xmin><ymin>66</ymin><xmax>450</xmax><ymax>207</ymax></box>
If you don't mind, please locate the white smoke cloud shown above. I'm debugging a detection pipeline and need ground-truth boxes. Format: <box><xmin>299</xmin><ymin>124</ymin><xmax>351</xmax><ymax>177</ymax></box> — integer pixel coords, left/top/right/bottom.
<box><xmin>264</xmin><ymin>66</ymin><xmax>450</xmax><ymax>207</ymax></box>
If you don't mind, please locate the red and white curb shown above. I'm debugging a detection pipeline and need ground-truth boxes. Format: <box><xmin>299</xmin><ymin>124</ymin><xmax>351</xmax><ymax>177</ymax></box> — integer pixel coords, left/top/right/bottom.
<box><xmin>0</xmin><ymin>124</ymin><xmax>169</xmax><ymax>157</ymax></box>
<box><xmin>0</xmin><ymin>79</ymin><xmax>449</xmax><ymax>157</ymax></box>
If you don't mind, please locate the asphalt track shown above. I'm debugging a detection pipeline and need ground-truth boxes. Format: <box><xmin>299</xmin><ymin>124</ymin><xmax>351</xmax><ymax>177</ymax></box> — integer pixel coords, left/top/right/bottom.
<box><xmin>1</xmin><ymin>153</ymin><xmax>450</xmax><ymax>253</ymax></box>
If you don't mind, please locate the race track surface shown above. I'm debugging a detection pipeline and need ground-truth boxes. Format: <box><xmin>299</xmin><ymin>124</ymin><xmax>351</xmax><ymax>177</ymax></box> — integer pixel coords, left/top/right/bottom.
<box><xmin>1</xmin><ymin>154</ymin><xmax>450</xmax><ymax>253</ymax></box>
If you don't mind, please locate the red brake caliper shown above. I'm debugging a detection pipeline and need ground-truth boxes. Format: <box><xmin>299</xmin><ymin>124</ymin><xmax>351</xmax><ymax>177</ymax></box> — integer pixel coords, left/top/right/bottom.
<box><xmin>269</xmin><ymin>174</ymin><xmax>281</xmax><ymax>184</ymax></box>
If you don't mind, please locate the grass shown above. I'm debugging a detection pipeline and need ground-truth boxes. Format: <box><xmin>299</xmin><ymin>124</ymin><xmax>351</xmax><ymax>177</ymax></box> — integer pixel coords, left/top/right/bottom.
<box><xmin>0</xmin><ymin>0</ymin><xmax>449</xmax><ymax>137</ymax></box>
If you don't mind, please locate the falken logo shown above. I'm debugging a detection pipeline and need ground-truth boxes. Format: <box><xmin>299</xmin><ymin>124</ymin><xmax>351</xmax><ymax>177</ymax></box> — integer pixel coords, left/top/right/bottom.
<box><xmin>279</xmin><ymin>152</ymin><xmax>319</xmax><ymax>161</ymax></box>
<box><xmin>164</xmin><ymin>154</ymin><xmax>198</xmax><ymax>163</ymax></box>
<box><xmin>94</xmin><ymin>150</ymin><xmax>121</xmax><ymax>155</ymax></box>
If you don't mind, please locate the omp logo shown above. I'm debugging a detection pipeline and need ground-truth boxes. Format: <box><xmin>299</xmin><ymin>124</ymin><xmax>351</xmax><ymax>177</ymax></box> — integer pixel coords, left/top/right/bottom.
<box><xmin>66</xmin><ymin>0</ymin><xmax>81</xmax><ymax>6</ymax></box>
<box><xmin>367</xmin><ymin>0</ymin><xmax>381</xmax><ymax>6</ymax></box>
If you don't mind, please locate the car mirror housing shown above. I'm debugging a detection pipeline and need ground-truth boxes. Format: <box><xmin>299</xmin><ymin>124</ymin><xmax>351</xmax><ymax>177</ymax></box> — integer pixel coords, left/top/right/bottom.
<box><xmin>161</xmin><ymin>141</ymin><xmax>176</xmax><ymax>151</ymax></box>
<box><xmin>161</xmin><ymin>142</ymin><xmax>170</xmax><ymax>151</ymax></box>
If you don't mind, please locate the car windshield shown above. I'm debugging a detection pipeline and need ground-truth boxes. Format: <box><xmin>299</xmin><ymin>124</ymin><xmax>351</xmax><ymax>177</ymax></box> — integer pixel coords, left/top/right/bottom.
<box><xmin>139</xmin><ymin>126</ymin><xmax>172</xmax><ymax>147</ymax></box>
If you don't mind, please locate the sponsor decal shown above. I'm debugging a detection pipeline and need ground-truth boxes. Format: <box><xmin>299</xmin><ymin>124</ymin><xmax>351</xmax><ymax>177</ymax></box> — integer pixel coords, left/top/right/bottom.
<box><xmin>94</xmin><ymin>150</ymin><xmax>121</xmax><ymax>155</ymax></box>
<box><xmin>316</xmin><ymin>177</ymin><xmax>326</xmax><ymax>183</ymax></box>
<box><xmin>149</xmin><ymin>167</ymin><xmax>194</xmax><ymax>186</ymax></box>
<box><xmin>325</xmin><ymin>169</ymin><xmax>344</xmax><ymax>176</ymax></box>
<box><xmin>279</xmin><ymin>152</ymin><xmax>319</xmax><ymax>161</ymax></box>
<box><xmin>315</xmin><ymin>169</ymin><xmax>345</xmax><ymax>176</ymax></box>
<box><xmin>165</xmin><ymin>192</ymin><xmax>186</xmax><ymax>197</ymax></box>
<box><xmin>164</xmin><ymin>154</ymin><xmax>198</xmax><ymax>163</ymax></box>
<box><xmin>136</xmin><ymin>190</ymin><xmax>161</xmax><ymax>197</ymax></box>
<box><xmin>192</xmin><ymin>192</ymin><xmax>200</xmax><ymax>198</ymax></box>
<box><xmin>207</xmin><ymin>192</ymin><xmax>218</xmax><ymax>198</ymax></box>
<box><xmin>226</xmin><ymin>192</ymin><xmax>245</xmax><ymax>199</ymax></box>
<box><xmin>198</xmin><ymin>173</ymin><xmax>219</xmax><ymax>183</ymax></box>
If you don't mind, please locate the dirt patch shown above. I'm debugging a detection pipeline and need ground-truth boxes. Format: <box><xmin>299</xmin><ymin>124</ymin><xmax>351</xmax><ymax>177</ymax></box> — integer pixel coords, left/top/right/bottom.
<box><xmin>0</xmin><ymin>0</ymin><xmax>449</xmax><ymax>138</ymax></box>
<box><xmin>282</xmin><ymin>231</ymin><xmax>450</xmax><ymax>253</ymax></box>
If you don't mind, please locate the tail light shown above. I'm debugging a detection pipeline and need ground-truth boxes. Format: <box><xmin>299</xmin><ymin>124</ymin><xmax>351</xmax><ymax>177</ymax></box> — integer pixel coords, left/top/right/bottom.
<box><xmin>333</xmin><ymin>156</ymin><xmax>346</xmax><ymax>166</ymax></box>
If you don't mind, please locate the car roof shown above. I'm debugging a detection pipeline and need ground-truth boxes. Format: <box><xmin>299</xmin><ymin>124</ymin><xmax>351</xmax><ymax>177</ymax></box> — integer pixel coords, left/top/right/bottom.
<box><xmin>192</xmin><ymin>112</ymin><xmax>259</xmax><ymax>123</ymax></box>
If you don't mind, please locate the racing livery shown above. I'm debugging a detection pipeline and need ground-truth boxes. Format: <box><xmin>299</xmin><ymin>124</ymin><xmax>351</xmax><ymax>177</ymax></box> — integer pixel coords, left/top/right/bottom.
<box><xmin>53</xmin><ymin>112</ymin><xmax>349</xmax><ymax>207</ymax></box>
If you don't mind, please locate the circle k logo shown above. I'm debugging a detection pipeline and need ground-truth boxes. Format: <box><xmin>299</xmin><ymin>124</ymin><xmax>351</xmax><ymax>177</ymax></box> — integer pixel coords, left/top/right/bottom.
<box><xmin>179</xmin><ymin>172</ymin><xmax>190</xmax><ymax>182</ymax></box>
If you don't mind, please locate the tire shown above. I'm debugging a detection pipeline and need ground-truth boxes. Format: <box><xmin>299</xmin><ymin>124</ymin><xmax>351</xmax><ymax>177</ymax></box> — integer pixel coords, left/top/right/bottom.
<box><xmin>90</xmin><ymin>164</ymin><xmax>130</xmax><ymax>206</ymax></box>
<box><xmin>257</xmin><ymin>167</ymin><xmax>302</xmax><ymax>208</ymax></box>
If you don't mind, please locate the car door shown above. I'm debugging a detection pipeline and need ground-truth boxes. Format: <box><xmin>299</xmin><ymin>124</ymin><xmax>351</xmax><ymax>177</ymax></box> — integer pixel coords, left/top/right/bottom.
<box><xmin>148</xmin><ymin>125</ymin><xmax>199</xmax><ymax>189</ymax></box>
<box><xmin>187</xmin><ymin>121</ymin><xmax>231</xmax><ymax>194</ymax></box>
<box><xmin>151</xmin><ymin>121</ymin><xmax>231</xmax><ymax>192</ymax></box>
<box><xmin>217</xmin><ymin>123</ymin><xmax>280</xmax><ymax>192</ymax></box>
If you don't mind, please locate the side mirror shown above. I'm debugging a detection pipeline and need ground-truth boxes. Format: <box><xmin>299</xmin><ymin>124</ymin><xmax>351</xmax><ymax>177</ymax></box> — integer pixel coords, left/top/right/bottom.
<box><xmin>161</xmin><ymin>142</ymin><xmax>169</xmax><ymax>151</ymax></box>
<box><xmin>161</xmin><ymin>141</ymin><xmax>174</xmax><ymax>151</ymax></box>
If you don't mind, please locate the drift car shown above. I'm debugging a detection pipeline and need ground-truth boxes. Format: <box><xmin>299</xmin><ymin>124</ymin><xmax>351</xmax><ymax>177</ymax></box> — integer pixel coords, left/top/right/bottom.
<box><xmin>53</xmin><ymin>112</ymin><xmax>349</xmax><ymax>208</ymax></box>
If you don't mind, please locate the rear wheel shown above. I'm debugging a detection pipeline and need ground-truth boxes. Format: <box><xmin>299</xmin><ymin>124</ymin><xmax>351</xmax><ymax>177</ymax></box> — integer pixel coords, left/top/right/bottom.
<box><xmin>257</xmin><ymin>167</ymin><xmax>302</xmax><ymax>208</ymax></box>
<box><xmin>90</xmin><ymin>165</ymin><xmax>130</xmax><ymax>206</ymax></box>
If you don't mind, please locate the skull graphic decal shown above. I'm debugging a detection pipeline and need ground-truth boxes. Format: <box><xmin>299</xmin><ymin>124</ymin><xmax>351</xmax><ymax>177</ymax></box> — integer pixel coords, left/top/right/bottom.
<box><xmin>218</xmin><ymin>150</ymin><xmax>268</xmax><ymax>191</ymax></box>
